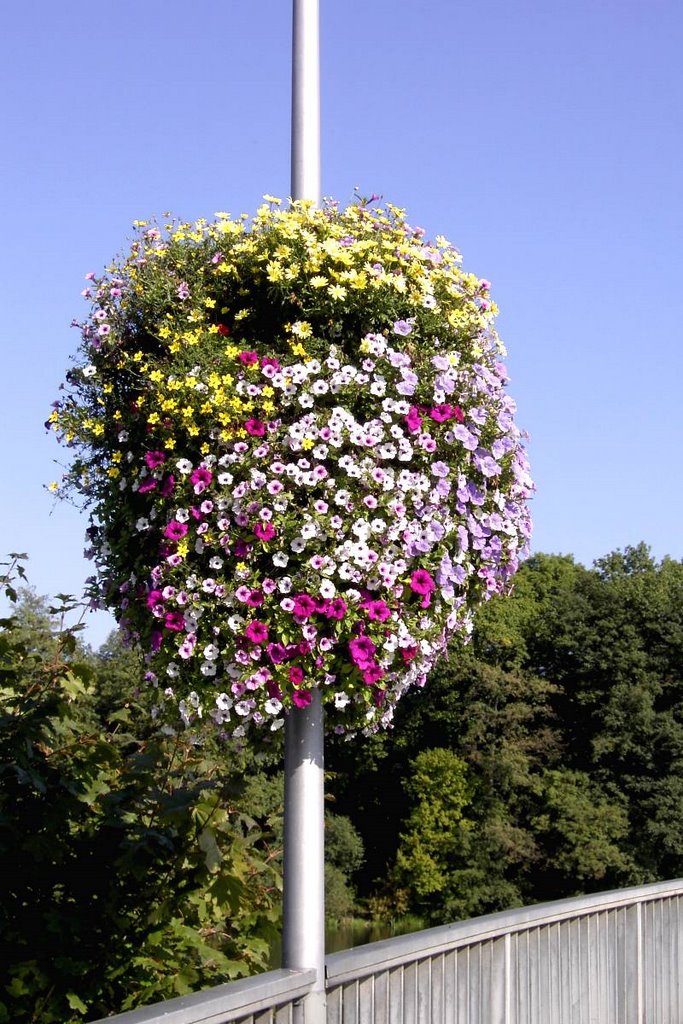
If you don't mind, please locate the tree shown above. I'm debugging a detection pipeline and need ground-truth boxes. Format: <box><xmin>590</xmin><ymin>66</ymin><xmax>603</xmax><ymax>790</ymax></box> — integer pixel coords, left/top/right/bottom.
<box><xmin>0</xmin><ymin>557</ymin><xmax>281</xmax><ymax>1023</ymax></box>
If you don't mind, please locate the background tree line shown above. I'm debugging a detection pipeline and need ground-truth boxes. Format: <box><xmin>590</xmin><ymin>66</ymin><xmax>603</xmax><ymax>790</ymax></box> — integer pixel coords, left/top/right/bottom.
<box><xmin>2</xmin><ymin>542</ymin><xmax>683</xmax><ymax>1020</ymax></box>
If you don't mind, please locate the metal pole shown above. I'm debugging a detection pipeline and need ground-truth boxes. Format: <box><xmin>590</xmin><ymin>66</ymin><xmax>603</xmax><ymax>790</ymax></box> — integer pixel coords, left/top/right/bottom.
<box><xmin>283</xmin><ymin>3</ymin><xmax>325</xmax><ymax>1023</ymax></box>
<box><xmin>283</xmin><ymin>691</ymin><xmax>325</xmax><ymax>1019</ymax></box>
<box><xmin>290</xmin><ymin>0</ymin><xmax>320</xmax><ymax>204</ymax></box>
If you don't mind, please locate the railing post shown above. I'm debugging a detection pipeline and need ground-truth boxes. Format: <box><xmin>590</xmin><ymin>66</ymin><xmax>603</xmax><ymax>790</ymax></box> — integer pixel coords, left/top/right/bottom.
<box><xmin>283</xmin><ymin>8</ymin><xmax>325</xmax><ymax>1023</ymax></box>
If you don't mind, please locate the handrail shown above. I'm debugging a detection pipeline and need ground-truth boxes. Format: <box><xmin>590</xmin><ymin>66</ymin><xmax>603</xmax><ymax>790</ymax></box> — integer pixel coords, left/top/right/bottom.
<box><xmin>87</xmin><ymin>968</ymin><xmax>316</xmax><ymax>1024</ymax></box>
<box><xmin>325</xmin><ymin>877</ymin><xmax>683</xmax><ymax>985</ymax></box>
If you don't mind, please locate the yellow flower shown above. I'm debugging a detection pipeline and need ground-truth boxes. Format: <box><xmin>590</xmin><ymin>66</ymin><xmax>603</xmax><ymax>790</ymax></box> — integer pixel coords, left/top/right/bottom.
<box><xmin>291</xmin><ymin>320</ymin><xmax>312</xmax><ymax>338</ymax></box>
<box><xmin>267</xmin><ymin>261</ymin><xmax>284</xmax><ymax>282</ymax></box>
<box><xmin>309</xmin><ymin>275</ymin><xmax>327</xmax><ymax>288</ymax></box>
<box><xmin>328</xmin><ymin>284</ymin><xmax>347</xmax><ymax>301</ymax></box>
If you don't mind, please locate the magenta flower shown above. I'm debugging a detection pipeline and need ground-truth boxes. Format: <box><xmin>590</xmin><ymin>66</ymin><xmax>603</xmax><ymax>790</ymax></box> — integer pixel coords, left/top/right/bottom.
<box><xmin>292</xmin><ymin>689</ymin><xmax>312</xmax><ymax>709</ymax></box>
<box><xmin>238</xmin><ymin>350</ymin><xmax>259</xmax><ymax>366</ymax></box>
<box><xmin>267</xmin><ymin>678</ymin><xmax>284</xmax><ymax>700</ymax></box>
<box><xmin>293</xmin><ymin>593</ymin><xmax>316</xmax><ymax>619</ymax></box>
<box><xmin>349</xmin><ymin>636</ymin><xmax>377</xmax><ymax>669</ymax></box>
<box><xmin>245</xmin><ymin>589</ymin><xmax>264</xmax><ymax>608</ymax></box>
<box><xmin>405</xmin><ymin>406</ymin><xmax>422</xmax><ymax>434</ymax></box>
<box><xmin>146</xmin><ymin>589</ymin><xmax>164</xmax><ymax>610</ymax></box>
<box><xmin>138</xmin><ymin>479</ymin><xmax>157</xmax><ymax>494</ymax></box>
<box><xmin>159</xmin><ymin>474</ymin><xmax>176</xmax><ymax>497</ymax></box>
<box><xmin>190</xmin><ymin>466</ymin><xmax>212</xmax><ymax>493</ymax></box>
<box><xmin>254</xmin><ymin>521</ymin><xmax>276</xmax><ymax>542</ymax></box>
<box><xmin>164</xmin><ymin>521</ymin><xmax>188</xmax><ymax>541</ymax></box>
<box><xmin>362</xmin><ymin>664</ymin><xmax>385</xmax><ymax>685</ymax></box>
<box><xmin>245</xmin><ymin>418</ymin><xmax>266</xmax><ymax>437</ymax></box>
<box><xmin>365</xmin><ymin>599</ymin><xmax>391</xmax><ymax>622</ymax></box>
<box><xmin>410</xmin><ymin>569</ymin><xmax>435</xmax><ymax>595</ymax></box>
<box><xmin>164</xmin><ymin>610</ymin><xmax>185</xmax><ymax>632</ymax></box>
<box><xmin>430</xmin><ymin>403</ymin><xmax>456</xmax><ymax>423</ymax></box>
<box><xmin>327</xmin><ymin>597</ymin><xmax>348</xmax><ymax>620</ymax></box>
<box><xmin>267</xmin><ymin>642</ymin><xmax>289</xmax><ymax>664</ymax></box>
<box><xmin>145</xmin><ymin>450</ymin><xmax>166</xmax><ymax>469</ymax></box>
<box><xmin>245</xmin><ymin>620</ymin><xmax>269</xmax><ymax>644</ymax></box>
<box><xmin>289</xmin><ymin>666</ymin><xmax>304</xmax><ymax>684</ymax></box>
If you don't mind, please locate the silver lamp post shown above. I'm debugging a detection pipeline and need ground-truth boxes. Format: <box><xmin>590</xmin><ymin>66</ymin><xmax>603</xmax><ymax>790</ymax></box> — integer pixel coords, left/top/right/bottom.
<box><xmin>282</xmin><ymin>3</ymin><xmax>325</xmax><ymax>1023</ymax></box>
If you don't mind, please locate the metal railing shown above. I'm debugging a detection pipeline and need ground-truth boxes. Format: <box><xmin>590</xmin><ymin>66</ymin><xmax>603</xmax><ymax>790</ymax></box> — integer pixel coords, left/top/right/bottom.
<box><xmin>90</xmin><ymin>879</ymin><xmax>683</xmax><ymax>1024</ymax></box>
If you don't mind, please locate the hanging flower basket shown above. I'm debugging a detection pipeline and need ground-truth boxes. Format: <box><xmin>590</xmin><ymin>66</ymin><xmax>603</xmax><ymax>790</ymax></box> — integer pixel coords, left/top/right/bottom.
<box><xmin>50</xmin><ymin>197</ymin><xmax>533</xmax><ymax>737</ymax></box>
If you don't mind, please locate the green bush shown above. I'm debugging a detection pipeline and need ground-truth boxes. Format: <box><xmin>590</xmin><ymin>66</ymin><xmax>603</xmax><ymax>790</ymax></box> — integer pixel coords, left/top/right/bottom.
<box><xmin>0</xmin><ymin>556</ymin><xmax>280</xmax><ymax>1023</ymax></box>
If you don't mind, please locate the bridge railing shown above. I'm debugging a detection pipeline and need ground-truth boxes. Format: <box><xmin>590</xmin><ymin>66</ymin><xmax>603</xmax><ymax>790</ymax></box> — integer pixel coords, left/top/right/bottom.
<box><xmin>89</xmin><ymin>878</ymin><xmax>683</xmax><ymax>1024</ymax></box>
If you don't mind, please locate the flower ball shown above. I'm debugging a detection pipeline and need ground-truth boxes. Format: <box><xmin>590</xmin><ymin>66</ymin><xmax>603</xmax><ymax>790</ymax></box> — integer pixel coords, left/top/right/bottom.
<box><xmin>51</xmin><ymin>198</ymin><xmax>533</xmax><ymax>737</ymax></box>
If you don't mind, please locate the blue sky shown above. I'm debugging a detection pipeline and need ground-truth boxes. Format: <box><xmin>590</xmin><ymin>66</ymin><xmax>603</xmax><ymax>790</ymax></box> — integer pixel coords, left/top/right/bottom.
<box><xmin>2</xmin><ymin>0</ymin><xmax>682</xmax><ymax>647</ymax></box>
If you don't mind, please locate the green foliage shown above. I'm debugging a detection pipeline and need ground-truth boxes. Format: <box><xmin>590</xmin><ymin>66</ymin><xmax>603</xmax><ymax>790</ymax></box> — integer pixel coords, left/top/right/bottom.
<box><xmin>328</xmin><ymin>544</ymin><xmax>683</xmax><ymax>925</ymax></box>
<box><xmin>531</xmin><ymin>769</ymin><xmax>631</xmax><ymax>883</ymax></box>
<box><xmin>0</xmin><ymin>557</ymin><xmax>280</xmax><ymax>1023</ymax></box>
<box><xmin>394</xmin><ymin>749</ymin><xmax>472</xmax><ymax>905</ymax></box>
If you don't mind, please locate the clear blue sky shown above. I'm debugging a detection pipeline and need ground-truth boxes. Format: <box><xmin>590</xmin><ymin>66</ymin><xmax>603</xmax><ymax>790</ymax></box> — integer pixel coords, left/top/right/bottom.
<box><xmin>2</xmin><ymin>0</ymin><xmax>681</xmax><ymax>647</ymax></box>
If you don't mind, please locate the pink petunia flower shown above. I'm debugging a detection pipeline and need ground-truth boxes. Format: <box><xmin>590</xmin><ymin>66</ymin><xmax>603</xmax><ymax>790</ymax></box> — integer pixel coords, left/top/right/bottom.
<box><xmin>238</xmin><ymin>350</ymin><xmax>259</xmax><ymax>366</ymax></box>
<box><xmin>254</xmin><ymin>521</ymin><xmax>276</xmax><ymax>542</ymax></box>
<box><xmin>410</xmin><ymin>569</ymin><xmax>435</xmax><ymax>595</ymax></box>
<box><xmin>362</xmin><ymin>664</ymin><xmax>385</xmax><ymax>685</ymax></box>
<box><xmin>405</xmin><ymin>406</ymin><xmax>422</xmax><ymax>433</ymax></box>
<box><xmin>245</xmin><ymin>621</ymin><xmax>269</xmax><ymax>644</ymax></box>
<box><xmin>292</xmin><ymin>593</ymin><xmax>316</xmax><ymax>619</ymax></box>
<box><xmin>190</xmin><ymin>467</ymin><xmax>213</xmax><ymax>493</ymax></box>
<box><xmin>164</xmin><ymin>521</ymin><xmax>188</xmax><ymax>541</ymax></box>
<box><xmin>365</xmin><ymin>599</ymin><xmax>391</xmax><ymax>622</ymax></box>
<box><xmin>349</xmin><ymin>635</ymin><xmax>377</xmax><ymax>669</ymax></box>
<box><xmin>164</xmin><ymin>610</ymin><xmax>185</xmax><ymax>632</ymax></box>
<box><xmin>145</xmin><ymin>450</ymin><xmax>166</xmax><ymax>469</ymax></box>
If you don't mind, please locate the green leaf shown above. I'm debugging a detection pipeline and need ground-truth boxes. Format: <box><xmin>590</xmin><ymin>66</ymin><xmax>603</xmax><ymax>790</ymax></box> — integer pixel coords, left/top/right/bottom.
<box><xmin>198</xmin><ymin>828</ymin><xmax>222</xmax><ymax>871</ymax></box>
<box><xmin>66</xmin><ymin>992</ymin><xmax>88</xmax><ymax>1014</ymax></box>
